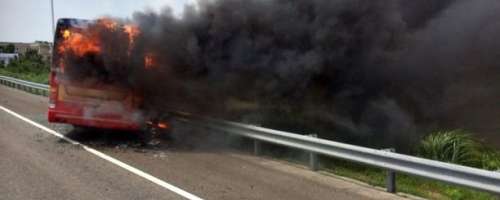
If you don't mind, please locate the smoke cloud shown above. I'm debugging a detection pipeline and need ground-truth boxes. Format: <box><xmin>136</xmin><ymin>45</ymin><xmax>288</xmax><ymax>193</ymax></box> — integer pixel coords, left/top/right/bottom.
<box><xmin>56</xmin><ymin>0</ymin><xmax>500</xmax><ymax>151</ymax></box>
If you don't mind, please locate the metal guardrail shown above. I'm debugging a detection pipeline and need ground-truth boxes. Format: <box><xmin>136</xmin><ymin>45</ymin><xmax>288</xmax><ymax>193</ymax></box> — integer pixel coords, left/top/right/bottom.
<box><xmin>1</xmin><ymin>75</ymin><xmax>500</xmax><ymax>195</ymax></box>
<box><xmin>175</xmin><ymin>113</ymin><xmax>500</xmax><ymax>194</ymax></box>
<box><xmin>0</xmin><ymin>75</ymin><xmax>49</xmax><ymax>95</ymax></box>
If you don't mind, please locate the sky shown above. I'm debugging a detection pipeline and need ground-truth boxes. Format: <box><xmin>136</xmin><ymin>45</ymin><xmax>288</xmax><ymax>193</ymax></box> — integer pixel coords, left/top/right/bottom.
<box><xmin>0</xmin><ymin>0</ymin><xmax>195</xmax><ymax>43</ymax></box>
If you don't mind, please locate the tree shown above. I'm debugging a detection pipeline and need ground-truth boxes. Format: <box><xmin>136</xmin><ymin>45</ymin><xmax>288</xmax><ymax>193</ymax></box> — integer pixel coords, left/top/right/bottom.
<box><xmin>24</xmin><ymin>49</ymin><xmax>43</xmax><ymax>62</ymax></box>
<box><xmin>4</xmin><ymin>44</ymin><xmax>15</xmax><ymax>53</ymax></box>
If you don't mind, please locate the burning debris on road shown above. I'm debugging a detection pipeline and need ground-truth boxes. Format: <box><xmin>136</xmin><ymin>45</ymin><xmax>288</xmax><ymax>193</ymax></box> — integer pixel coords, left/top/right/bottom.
<box><xmin>55</xmin><ymin>0</ymin><xmax>500</xmax><ymax>150</ymax></box>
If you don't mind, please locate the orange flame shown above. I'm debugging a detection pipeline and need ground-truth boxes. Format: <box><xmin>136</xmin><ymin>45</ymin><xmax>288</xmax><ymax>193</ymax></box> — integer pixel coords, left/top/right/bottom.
<box><xmin>144</xmin><ymin>53</ymin><xmax>157</xmax><ymax>69</ymax></box>
<box><xmin>124</xmin><ymin>24</ymin><xmax>140</xmax><ymax>54</ymax></box>
<box><xmin>124</xmin><ymin>25</ymin><xmax>140</xmax><ymax>44</ymax></box>
<box><xmin>97</xmin><ymin>18</ymin><xmax>118</xmax><ymax>30</ymax></box>
<box><xmin>58</xmin><ymin>18</ymin><xmax>139</xmax><ymax>57</ymax></box>
<box><xmin>58</xmin><ymin>18</ymin><xmax>144</xmax><ymax>71</ymax></box>
<box><xmin>62</xmin><ymin>29</ymin><xmax>71</xmax><ymax>39</ymax></box>
<box><xmin>58</xmin><ymin>30</ymin><xmax>101</xmax><ymax>57</ymax></box>
<box><xmin>157</xmin><ymin>122</ymin><xmax>169</xmax><ymax>129</ymax></box>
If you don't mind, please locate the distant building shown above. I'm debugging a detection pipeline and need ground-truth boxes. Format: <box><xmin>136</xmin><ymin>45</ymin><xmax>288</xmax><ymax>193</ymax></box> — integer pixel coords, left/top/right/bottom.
<box><xmin>0</xmin><ymin>41</ymin><xmax>52</xmax><ymax>61</ymax></box>
<box><xmin>0</xmin><ymin>53</ymin><xmax>19</xmax><ymax>66</ymax></box>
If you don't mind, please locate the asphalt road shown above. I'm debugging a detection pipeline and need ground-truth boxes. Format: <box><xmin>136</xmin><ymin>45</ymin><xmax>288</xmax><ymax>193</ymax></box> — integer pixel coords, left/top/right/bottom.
<box><xmin>0</xmin><ymin>85</ymin><xmax>408</xmax><ymax>200</ymax></box>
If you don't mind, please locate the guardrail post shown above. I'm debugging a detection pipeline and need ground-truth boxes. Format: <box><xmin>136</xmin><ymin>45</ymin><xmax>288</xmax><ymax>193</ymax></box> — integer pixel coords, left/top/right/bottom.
<box><xmin>383</xmin><ymin>148</ymin><xmax>397</xmax><ymax>193</ymax></box>
<box><xmin>254</xmin><ymin>140</ymin><xmax>262</xmax><ymax>156</ymax></box>
<box><xmin>253</xmin><ymin>124</ymin><xmax>263</xmax><ymax>156</ymax></box>
<box><xmin>309</xmin><ymin>134</ymin><xmax>319</xmax><ymax>171</ymax></box>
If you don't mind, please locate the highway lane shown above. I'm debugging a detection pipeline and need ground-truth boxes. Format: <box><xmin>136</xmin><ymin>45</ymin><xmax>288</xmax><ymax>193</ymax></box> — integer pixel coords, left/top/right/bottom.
<box><xmin>0</xmin><ymin>85</ymin><xmax>408</xmax><ymax>200</ymax></box>
<box><xmin>0</xmin><ymin>104</ymin><xmax>185</xmax><ymax>199</ymax></box>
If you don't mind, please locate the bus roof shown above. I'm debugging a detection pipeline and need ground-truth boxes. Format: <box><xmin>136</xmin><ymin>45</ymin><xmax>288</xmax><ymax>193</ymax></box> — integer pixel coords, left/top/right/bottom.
<box><xmin>56</xmin><ymin>18</ymin><xmax>91</xmax><ymax>29</ymax></box>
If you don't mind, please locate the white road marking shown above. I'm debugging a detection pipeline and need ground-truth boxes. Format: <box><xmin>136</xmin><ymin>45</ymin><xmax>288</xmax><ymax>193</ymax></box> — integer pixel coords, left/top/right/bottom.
<box><xmin>0</xmin><ymin>105</ymin><xmax>203</xmax><ymax>200</ymax></box>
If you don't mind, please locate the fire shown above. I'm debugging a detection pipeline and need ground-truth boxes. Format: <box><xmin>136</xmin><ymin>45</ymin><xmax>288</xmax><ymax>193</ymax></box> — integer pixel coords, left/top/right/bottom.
<box><xmin>144</xmin><ymin>53</ymin><xmax>157</xmax><ymax>69</ymax></box>
<box><xmin>157</xmin><ymin>122</ymin><xmax>169</xmax><ymax>129</ymax></box>
<box><xmin>124</xmin><ymin>24</ymin><xmax>140</xmax><ymax>44</ymax></box>
<box><xmin>58</xmin><ymin>30</ymin><xmax>101</xmax><ymax>57</ymax></box>
<box><xmin>146</xmin><ymin>121</ymin><xmax>169</xmax><ymax>129</ymax></box>
<box><xmin>124</xmin><ymin>24</ymin><xmax>140</xmax><ymax>54</ymax></box>
<box><xmin>97</xmin><ymin>18</ymin><xmax>118</xmax><ymax>30</ymax></box>
<box><xmin>62</xmin><ymin>30</ymin><xmax>71</xmax><ymax>39</ymax></box>
<box><xmin>58</xmin><ymin>18</ymin><xmax>141</xmax><ymax>58</ymax></box>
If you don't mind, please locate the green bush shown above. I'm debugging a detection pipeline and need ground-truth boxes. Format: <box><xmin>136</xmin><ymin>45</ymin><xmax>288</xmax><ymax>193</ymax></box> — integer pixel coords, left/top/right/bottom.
<box><xmin>0</xmin><ymin>49</ymin><xmax>50</xmax><ymax>84</ymax></box>
<box><xmin>478</xmin><ymin>147</ymin><xmax>500</xmax><ymax>171</ymax></box>
<box><xmin>419</xmin><ymin>130</ymin><xmax>480</xmax><ymax>166</ymax></box>
<box><xmin>419</xmin><ymin>130</ymin><xmax>500</xmax><ymax>171</ymax></box>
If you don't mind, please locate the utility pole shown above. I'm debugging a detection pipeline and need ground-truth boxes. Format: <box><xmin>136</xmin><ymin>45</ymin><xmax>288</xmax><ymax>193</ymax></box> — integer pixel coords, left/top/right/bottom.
<box><xmin>51</xmin><ymin>0</ymin><xmax>55</xmax><ymax>36</ymax></box>
<box><xmin>50</xmin><ymin>0</ymin><xmax>55</xmax><ymax>63</ymax></box>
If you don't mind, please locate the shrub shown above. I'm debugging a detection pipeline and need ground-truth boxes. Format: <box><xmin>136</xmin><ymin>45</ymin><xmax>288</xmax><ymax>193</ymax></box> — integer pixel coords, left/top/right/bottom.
<box><xmin>478</xmin><ymin>147</ymin><xmax>500</xmax><ymax>171</ymax></box>
<box><xmin>419</xmin><ymin>130</ymin><xmax>481</xmax><ymax>166</ymax></box>
<box><xmin>0</xmin><ymin>49</ymin><xmax>50</xmax><ymax>84</ymax></box>
<box><xmin>419</xmin><ymin>130</ymin><xmax>500</xmax><ymax>171</ymax></box>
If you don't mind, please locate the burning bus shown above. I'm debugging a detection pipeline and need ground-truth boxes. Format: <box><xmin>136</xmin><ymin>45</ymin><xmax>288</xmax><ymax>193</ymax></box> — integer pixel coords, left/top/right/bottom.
<box><xmin>48</xmin><ymin>18</ymin><xmax>168</xmax><ymax>136</ymax></box>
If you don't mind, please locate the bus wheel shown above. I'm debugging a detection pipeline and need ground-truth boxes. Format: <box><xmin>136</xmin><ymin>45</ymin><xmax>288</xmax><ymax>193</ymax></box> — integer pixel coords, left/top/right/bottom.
<box><xmin>141</xmin><ymin>126</ymin><xmax>170</xmax><ymax>146</ymax></box>
<box><xmin>72</xmin><ymin>125</ymin><xmax>98</xmax><ymax>133</ymax></box>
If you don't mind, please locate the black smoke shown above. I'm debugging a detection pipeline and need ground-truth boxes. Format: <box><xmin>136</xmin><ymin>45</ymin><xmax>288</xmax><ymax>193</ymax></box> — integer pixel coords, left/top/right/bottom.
<box><xmin>59</xmin><ymin>0</ymin><xmax>500</xmax><ymax>151</ymax></box>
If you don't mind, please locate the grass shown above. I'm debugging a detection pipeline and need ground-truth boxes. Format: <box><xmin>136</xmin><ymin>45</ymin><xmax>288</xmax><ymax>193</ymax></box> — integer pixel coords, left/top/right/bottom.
<box><xmin>0</xmin><ymin>68</ymin><xmax>49</xmax><ymax>84</ymax></box>
<box><xmin>320</xmin><ymin>130</ymin><xmax>500</xmax><ymax>200</ymax></box>
<box><xmin>321</xmin><ymin>158</ymin><xmax>498</xmax><ymax>200</ymax></box>
<box><xmin>0</xmin><ymin>50</ymin><xmax>50</xmax><ymax>84</ymax></box>
<box><xmin>419</xmin><ymin>130</ymin><xmax>480</xmax><ymax>166</ymax></box>
<box><xmin>419</xmin><ymin>130</ymin><xmax>500</xmax><ymax>170</ymax></box>
<box><xmin>479</xmin><ymin>148</ymin><xmax>500</xmax><ymax>171</ymax></box>
<box><xmin>233</xmin><ymin>134</ymin><xmax>499</xmax><ymax>200</ymax></box>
